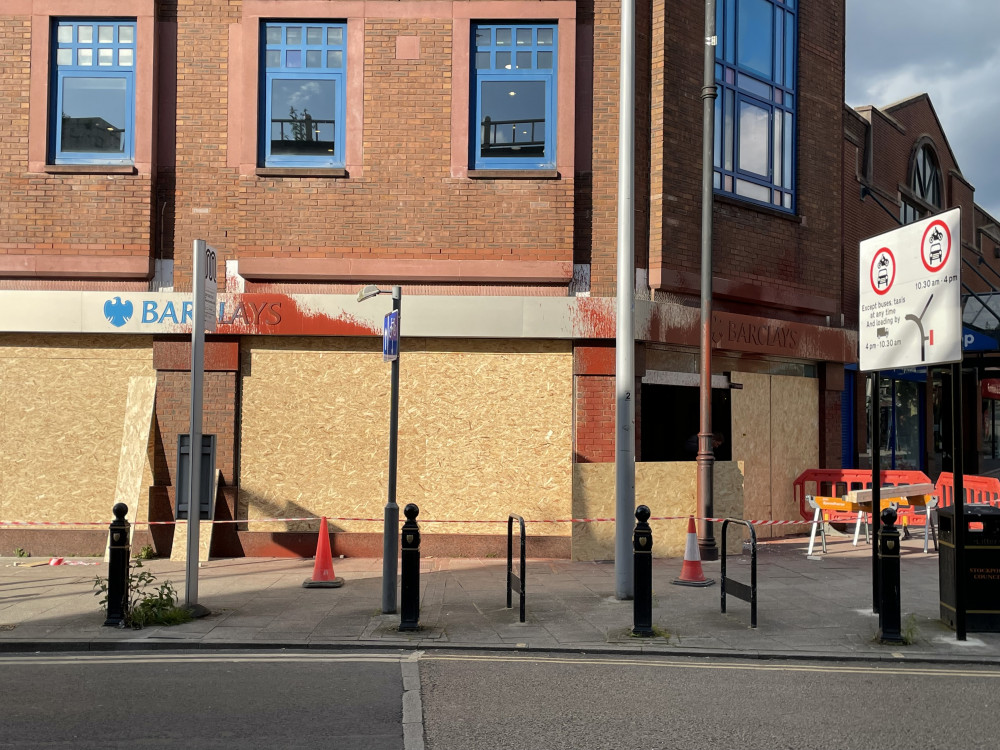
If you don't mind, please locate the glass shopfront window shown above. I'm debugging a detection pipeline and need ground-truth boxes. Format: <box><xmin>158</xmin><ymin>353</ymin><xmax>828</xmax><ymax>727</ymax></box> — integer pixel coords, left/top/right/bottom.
<box><xmin>859</xmin><ymin>373</ymin><xmax>925</xmax><ymax>471</ymax></box>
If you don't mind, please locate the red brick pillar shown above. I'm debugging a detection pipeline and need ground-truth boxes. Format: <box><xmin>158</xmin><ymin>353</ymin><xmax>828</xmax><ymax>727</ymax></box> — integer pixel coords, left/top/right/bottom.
<box><xmin>819</xmin><ymin>362</ymin><xmax>844</xmax><ymax>469</ymax></box>
<box><xmin>574</xmin><ymin>344</ymin><xmax>643</xmax><ymax>463</ymax></box>
<box><xmin>150</xmin><ymin>337</ymin><xmax>241</xmax><ymax>556</ymax></box>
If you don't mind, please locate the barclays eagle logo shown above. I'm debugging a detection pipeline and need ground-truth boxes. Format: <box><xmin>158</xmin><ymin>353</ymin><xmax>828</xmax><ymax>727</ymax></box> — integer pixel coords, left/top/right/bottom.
<box><xmin>104</xmin><ymin>297</ymin><xmax>134</xmax><ymax>328</ymax></box>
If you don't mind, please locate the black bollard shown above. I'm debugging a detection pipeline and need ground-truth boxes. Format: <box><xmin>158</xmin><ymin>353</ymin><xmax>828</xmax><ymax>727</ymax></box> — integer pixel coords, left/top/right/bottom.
<box><xmin>399</xmin><ymin>503</ymin><xmax>420</xmax><ymax>632</ymax></box>
<box><xmin>877</xmin><ymin>507</ymin><xmax>903</xmax><ymax>643</ymax></box>
<box><xmin>104</xmin><ymin>503</ymin><xmax>131</xmax><ymax>627</ymax></box>
<box><xmin>632</xmin><ymin>505</ymin><xmax>654</xmax><ymax>636</ymax></box>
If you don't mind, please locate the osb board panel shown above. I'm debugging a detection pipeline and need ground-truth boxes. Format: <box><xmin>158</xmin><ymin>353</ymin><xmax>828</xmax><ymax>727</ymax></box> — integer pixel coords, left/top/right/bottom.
<box><xmin>572</xmin><ymin>461</ymin><xmax>745</xmax><ymax>561</ymax></box>
<box><xmin>731</xmin><ymin>373</ymin><xmax>774</xmax><ymax>539</ymax></box>
<box><xmin>170</xmin><ymin>471</ymin><xmax>220</xmax><ymax>563</ymax></box>
<box><xmin>770</xmin><ymin>374</ymin><xmax>818</xmax><ymax>536</ymax></box>
<box><xmin>0</xmin><ymin>337</ymin><xmax>154</xmax><ymax>525</ymax></box>
<box><xmin>239</xmin><ymin>337</ymin><xmax>573</xmax><ymax>535</ymax></box>
<box><xmin>0</xmin><ymin>334</ymin><xmax>153</xmax><ymax>360</ymax></box>
<box><xmin>116</xmin><ymin>376</ymin><xmax>156</xmax><ymax>517</ymax></box>
<box><xmin>103</xmin><ymin>375</ymin><xmax>156</xmax><ymax>561</ymax></box>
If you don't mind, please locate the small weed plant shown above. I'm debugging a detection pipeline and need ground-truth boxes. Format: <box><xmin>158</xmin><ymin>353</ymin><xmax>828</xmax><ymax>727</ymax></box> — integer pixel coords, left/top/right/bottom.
<box><xmin>94</xmin><ymin>559</ymin><xmax>192</xmax><ymax>629</ymax></box>
<box><xmin>13</xmin><ymin>548</ymin><xmax>29</xmax><ymax>558</ymax></box>
<box><xmin>902</xmin><ymin>614</ymin><xmax>918</xmax><ymax>645</ymax></box>
<box><xmin>134</xmin><ymin>545</ymin><xmax>155</xmax><ymax>560</ymax></box>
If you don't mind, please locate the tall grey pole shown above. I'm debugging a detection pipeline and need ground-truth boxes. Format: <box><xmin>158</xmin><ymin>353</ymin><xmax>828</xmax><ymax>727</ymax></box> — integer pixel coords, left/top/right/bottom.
<box><xmin>871</xmin><ymin>371</ymin><xmax>881</xmax><ymax>614</ymax></box>
<box><xmin>951</xmin><ymin>363</ymin><xmax>967</xmax><ymax>640</ymax></box>
<box><xmin>614</xmin><ymin>0</ymin><xmax>636</xmax><ymax>600</ymax></box>
<box><xmin>382</xmin><ymin>286</ymin><xmax>401</xmax><ymax>615</ymax></box>
<box><xmin>697</xmin><ymin>0</ymin><xmax>719</xmax><ymax>561</ymax></box>
<box><xmin>185</xmin><ymin>240</ymin><xmax>206</xmax><ymax>613</ymax></box>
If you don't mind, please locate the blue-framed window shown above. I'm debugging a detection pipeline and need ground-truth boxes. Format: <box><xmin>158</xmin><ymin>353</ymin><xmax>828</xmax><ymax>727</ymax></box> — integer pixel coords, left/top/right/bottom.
<box><xmin>260</xmin><ymin>21</ymin><xmax>346</xmax><ymax>168</ymax></box>
<box><xmin>471</xmin><ymin>23</ymin><xmax>557</xmax><ymax>170</ymax></box>
<box><xmin>714</xmin><ymin>0</ymin><xmax>796</xmax><ymax>212</ymax></box>
<box><xmin>50</xmin><ymin>19</ymin><xmax>136</xmax><ymax>165</ymax></box>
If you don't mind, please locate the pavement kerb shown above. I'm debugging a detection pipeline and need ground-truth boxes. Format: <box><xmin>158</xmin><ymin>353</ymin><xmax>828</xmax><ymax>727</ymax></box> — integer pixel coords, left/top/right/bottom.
<box><xmin>3</xmin><ymin>637</ymin><xmax>1000</xmax><ymax>668</ymax></box>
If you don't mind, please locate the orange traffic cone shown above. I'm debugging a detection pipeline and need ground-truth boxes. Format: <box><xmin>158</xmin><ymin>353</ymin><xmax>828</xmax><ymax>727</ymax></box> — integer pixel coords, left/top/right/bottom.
<box><xmin>303</xmin><ymin>517</ymin><xmax>344</xmax><ymax>588</ymax></box>
<box><xmin>672</xmin><ymin>516</ymin><xmax>714</xmax><ymax>587</ymax></box>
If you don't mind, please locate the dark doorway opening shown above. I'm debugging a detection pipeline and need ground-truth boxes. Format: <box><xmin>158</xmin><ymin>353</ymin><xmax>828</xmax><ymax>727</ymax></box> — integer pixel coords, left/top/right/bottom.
<box><xmin>640</xmin><ymin>383</ymin><xmax>732</xmax><ymax>462</ymax></box>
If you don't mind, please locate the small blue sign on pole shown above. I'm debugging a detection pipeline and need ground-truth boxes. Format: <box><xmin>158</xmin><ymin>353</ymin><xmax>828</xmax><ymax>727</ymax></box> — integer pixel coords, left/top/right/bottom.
<box><xmin>383</xmin><ymin>309</ymin><xmax>399</xmax><ymax>362</ymax></box>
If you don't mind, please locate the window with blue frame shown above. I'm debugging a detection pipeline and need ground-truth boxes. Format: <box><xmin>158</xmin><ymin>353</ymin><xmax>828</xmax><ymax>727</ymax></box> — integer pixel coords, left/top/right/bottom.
<box><xmin>51</xmin><ymin>19</ymin><xmax>136</xmax><ymax>165</ymax></box>
<box><xmin>714</xmin><ymin>0</ymin><xmax>796</xmax><ymax>211</ymax></box>
<box><xmin>471</xmin><ymin>23</ymin><xmax>557</xmax><ymax>170</ymax></box>
<box><xmin>261</xmin><ymin>21</ymin><xmax>346</xmax><ymax>168</ymax></box>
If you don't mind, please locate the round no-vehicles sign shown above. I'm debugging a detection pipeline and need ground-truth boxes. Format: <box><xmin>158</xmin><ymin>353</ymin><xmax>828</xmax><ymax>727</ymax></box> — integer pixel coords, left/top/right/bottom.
<box><xmin>859</xmin><ymin>207</ymin><xmax>962</xmax><ymax>372</ymax></box>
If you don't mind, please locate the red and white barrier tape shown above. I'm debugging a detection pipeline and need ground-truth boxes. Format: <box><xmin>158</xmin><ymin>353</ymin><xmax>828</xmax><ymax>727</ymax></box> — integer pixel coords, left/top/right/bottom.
<box><xmin>1</xmin><ymin>515</ymin><xmax>814</xmax><ymax>527</ymax></box>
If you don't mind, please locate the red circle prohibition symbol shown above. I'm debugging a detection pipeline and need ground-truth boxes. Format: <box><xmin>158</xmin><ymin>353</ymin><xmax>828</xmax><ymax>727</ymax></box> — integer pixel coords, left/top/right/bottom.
<box><xmin>921</xmin><ymin>219</ymin><xmax>951</xmax><ymax>273</ymax></box>
<box><xmin>870</xmin><ymin>247</ymin><xmax>895</xmax><ymax>296</ymax></box>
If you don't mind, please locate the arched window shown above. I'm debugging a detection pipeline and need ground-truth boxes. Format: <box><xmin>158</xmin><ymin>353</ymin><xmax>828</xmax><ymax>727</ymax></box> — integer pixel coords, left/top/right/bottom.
<box><xmin>901</xmin><ymin>143</ymin><xmax>942</xmax><ymax>224</ymax></box>
<box><xmin>911</xmin><ymin>144</ymin><xmax>942</xmax><ymax>208</ymax></box>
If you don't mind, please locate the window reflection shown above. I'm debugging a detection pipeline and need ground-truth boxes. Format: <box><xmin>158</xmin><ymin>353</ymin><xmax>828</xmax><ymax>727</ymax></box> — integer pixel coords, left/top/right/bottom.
<box><xmin>738</xmin><ymin>0</ymin><xmax>772</xmax><ymax>77</ymax></box>
<box><xmin>60</xmin><ymin>77</ymin><xmax>127</xmax><ymax>154</ymax></box>
<box><xmin>738</xmin><ymin>101</ymin><xmax>769</xmax><ymax>176</ymax></box>
<box><xmin>481</xmin><ymin>81</ymin><xmax>546</xmax><ymax>158</ymax></box>
<box><xmin>714</xmin><ymin>0</ymin><xmax>795</xmax><ymax>211</ymax></box>
<box><xmin>270</xmin><ymin>79</ymin><xmax>336</xmax><ymax>156</ymax></box>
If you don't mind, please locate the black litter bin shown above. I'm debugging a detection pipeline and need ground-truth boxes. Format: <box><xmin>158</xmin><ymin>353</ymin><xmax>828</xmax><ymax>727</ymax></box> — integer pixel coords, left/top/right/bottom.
<box><xmin>939</xmin><ymin>505</ymin><xmax>1000</xmax><ymax>632</ymax></box>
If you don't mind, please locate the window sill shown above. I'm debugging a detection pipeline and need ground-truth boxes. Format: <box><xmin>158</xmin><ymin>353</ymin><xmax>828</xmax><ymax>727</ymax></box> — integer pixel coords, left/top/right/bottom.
<box><xmin>255</xmin><ymin>167</ymin><xmax>349</xmax><ymax>178</ymax></box>
<box><xmin>467</xmin><ymin>169</ymin><xmax>560</xmax><ymax>180</ymax></box>
<box><xmin>44</xmin><ymin>164</ymin><xmax>136</xmax><ymax>175</ymax></box>
<box><xmin>714</xmin><ymin>192</ymin><xmax>801</xmax><ymax>223</ymax></box>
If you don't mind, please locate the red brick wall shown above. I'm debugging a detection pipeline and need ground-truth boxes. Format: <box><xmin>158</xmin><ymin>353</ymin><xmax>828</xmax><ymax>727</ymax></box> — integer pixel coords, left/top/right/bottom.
<box><xmin>587</xmin><ymin>2</ymin><xmax>622</xmax><ymax>297</ymax></box>
<box><xmin>574</xmin><ymin>373</ymin><xmax>615</xmax><ymax>462</ymax></box>
<box><xmin>152</xmin><ymin>338</ymin><xmax>238</xmax><ymax>492</ymax></box>
<box><xmin>844</xmin><ymin>95</ymin><xmax>995</xmax><ymax>304</ymax></box>
<box><xmin>173</xmin><ymin>8</ymin><xmax>575</xmax><ymax>291</ymax></box>
<box><xmin>1</xmin><ymin>3</ymin><xmax>579</xmax><ymax>291</ymax></box>
<box><xmin>0</xmin><ymin>15</ymin><xmax>154</xmax><ymax>262</ymax></box>
<box><xmin>650</xmin><ymin>0</ymin><xmax>845</xmax><ymax>325</ymax></box>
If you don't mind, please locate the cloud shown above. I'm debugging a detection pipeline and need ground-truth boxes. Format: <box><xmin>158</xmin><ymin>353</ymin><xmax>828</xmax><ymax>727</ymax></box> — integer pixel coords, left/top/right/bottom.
<box><xmin>846</xmin><ymin>0</ymin><xmax>1000</xmax><ymax>220</ymax></box>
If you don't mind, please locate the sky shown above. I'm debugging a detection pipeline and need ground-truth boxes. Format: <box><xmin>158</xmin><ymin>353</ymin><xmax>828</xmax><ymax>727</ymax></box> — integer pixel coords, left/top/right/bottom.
<box><xmin>845</xmin><ymin>0</ymin><xmax>1000</xmax><ymax>222</ymax></box>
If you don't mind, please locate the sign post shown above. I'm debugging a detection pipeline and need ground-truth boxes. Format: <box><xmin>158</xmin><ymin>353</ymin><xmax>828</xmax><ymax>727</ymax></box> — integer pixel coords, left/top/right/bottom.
<box><xmin>859</xmin><ymin>207</ymin><xmax>963</xmax><ymax>637</ymax></box>
<box><xmin>185</xmin><ymin>239</ymin><xmax>217</xmax><ymax>616</ymax></box>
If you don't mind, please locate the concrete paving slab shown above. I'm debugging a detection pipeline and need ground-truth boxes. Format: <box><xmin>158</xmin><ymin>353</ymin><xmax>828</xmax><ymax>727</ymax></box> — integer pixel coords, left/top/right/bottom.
<box><xmin>2</xmin><ymin>536</ymin><xmax>1000</xmax><ymax>662</ymax></box>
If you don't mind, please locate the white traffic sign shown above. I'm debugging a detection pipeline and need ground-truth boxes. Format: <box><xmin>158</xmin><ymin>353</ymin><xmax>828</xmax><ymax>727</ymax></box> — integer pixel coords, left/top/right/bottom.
<box><xmin>859</xmin><ymin>208</ymin><xmax>962</xmax><ymax>371</ymax></box>
<box><xmin>201</xmin><ymin>244</ymin><xmax>218</xmax><ymax>333</ymax></box>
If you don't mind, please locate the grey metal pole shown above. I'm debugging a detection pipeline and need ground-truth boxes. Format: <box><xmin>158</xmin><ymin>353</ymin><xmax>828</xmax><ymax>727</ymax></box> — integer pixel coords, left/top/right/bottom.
<box><xmin>185</xmin><ymin>239</ymin><xmax>206</xmax><ymax>612</ymax></box>
<box><xmin>614</xmin><ymin>0</ymin><xmax>636</xmax><ymax>600</ymax></box>
<box><xmin>952</xmin><ymin>362</ymin><xmax>967</xmax><ymax>640</ymax></box>
<box><xmin>382</xmin><ymin>286</ymin><xmax>401</xmax><ymax>615</ymax></box>
<box><xmin>697</xmin><ymin>0</ymin><xmax>719</xmax><ymax>561</ymax></box>
<box><xmin>871</xmin><ymin>371</ymin><xmax>881</xmax><ymax>614</ymax></box>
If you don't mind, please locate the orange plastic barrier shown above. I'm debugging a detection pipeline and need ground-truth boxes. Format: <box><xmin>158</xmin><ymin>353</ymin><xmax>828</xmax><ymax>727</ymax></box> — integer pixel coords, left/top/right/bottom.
<box><xmin>793</xmin><ymin>469</ymin><xmax>932</xmax><ymax>526</ymax></box>
<box><xmin>934</xmin><ymin>472</ymin><xmax>1000</xmax><ymax>509</ymax></box>
<box><xmin>795</xmin><ymin>469</ymin><xmax>1000</xmax><ymax>529</ymax></box>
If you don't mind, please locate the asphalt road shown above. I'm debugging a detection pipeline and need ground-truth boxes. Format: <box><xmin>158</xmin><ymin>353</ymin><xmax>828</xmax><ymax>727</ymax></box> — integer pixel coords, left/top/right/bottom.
<box><xmin>419</xmin><ymin>652</ymin><xmax>1000</xmax><ymax>750</ymax></box>
<box><xmin>0</xmin><ymin>651</ymin><xmax>406</xmax><ymax>749</ymax></box>
<box><xmin>3</xmin><ymin>650</ymin><xmax>999</xmax><ymax>750</ymax></box>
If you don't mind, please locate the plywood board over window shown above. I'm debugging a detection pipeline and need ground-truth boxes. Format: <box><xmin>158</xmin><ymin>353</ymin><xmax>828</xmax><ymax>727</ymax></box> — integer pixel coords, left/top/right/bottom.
<box><xmin>0</xmin><ymin>335</ymin><xmax>155</xmax><ymax>525</ymax></box>
<box><xmin>239</xmin><ymin>337</ymin><xmax>573</xmax><ymax>535</ymax></box>
<box><xmin>731</xmin><ymin>371</ymin><xmax>818</xmax><ymax>538</ymax></box>
<box><xmin>572</xmin><ymin>461</ymin><xmax>745</xmax><ymax>561</ymax></box>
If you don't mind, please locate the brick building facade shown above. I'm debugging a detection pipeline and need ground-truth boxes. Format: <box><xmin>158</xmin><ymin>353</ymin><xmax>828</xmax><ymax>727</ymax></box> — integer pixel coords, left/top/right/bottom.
<box><xmin>1</xmin><ymin>0</ymin><xmax>854</xmax><ymax>558</ymax></box>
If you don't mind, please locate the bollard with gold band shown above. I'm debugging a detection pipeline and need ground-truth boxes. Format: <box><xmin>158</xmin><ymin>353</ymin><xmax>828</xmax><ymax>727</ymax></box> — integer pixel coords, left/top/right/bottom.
<box><xmin>878</xmin><ymin>507</ymin><xmax>903</xmax><ymax>643</ymax></box>
<box><xmin>399</xmin><ymin>503</ymin><xmax>421</xmax><ymax>632</ymax></box>
<box><xmin>632</xmin><ymin>505</ymin><xmax>653</xmax><ymax>636</ymax></box>
<box><xmin>104</xmin><ymin>503</ymin><xmax>131</xmax><ymax>627</ymax></box>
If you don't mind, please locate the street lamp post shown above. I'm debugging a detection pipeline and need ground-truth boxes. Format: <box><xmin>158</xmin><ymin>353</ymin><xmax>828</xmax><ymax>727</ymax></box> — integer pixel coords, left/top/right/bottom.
<box><xmin>358</xmin><ymin>284</ymin><xmax>402</xmax><ymax>615</ymax></box>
